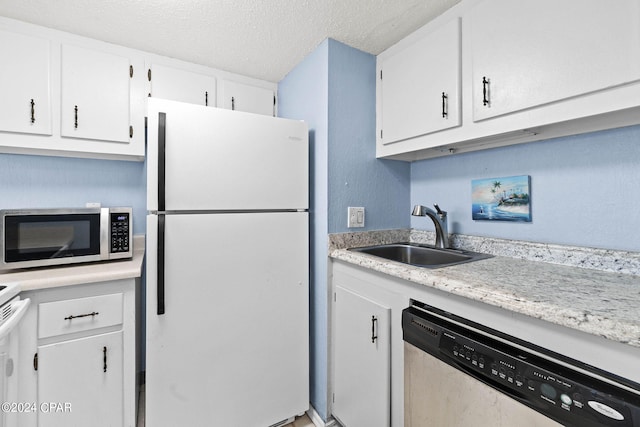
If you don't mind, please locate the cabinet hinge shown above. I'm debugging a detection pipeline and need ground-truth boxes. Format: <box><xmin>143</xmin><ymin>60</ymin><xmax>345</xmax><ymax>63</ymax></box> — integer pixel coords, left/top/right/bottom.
<box><xmin>129</xmin><ymin>126</ymin><xmax>134</xmax><ymax>138</ymax></box>
<box><xmin>33</xmin><ymin>353</ymin><xmax>38</xmax><ymax>371</ymax></box>
<box><xmin>147</xmin><ymin>68</ymin><xmax>152</xmax><ymax>82</ymax></box>
<box><xmin>129</xmin><ymin>65</ymin><xmax>134</xmax><ymax>78</ymax></box>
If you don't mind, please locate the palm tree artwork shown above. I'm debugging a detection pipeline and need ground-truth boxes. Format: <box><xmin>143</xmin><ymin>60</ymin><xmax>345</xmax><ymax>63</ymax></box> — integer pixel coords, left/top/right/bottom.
<box><xmin>472</xmin><ymin>175</ymin><xmax>531</xmax><ymax>222</ymax></box>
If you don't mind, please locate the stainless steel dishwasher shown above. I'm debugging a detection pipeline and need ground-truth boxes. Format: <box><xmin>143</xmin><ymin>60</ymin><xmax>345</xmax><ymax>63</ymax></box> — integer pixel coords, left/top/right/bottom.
<box><xmin>402</xmin><ymin>301</ymin><xmax>640</xmax><ymax>427</ymax></box>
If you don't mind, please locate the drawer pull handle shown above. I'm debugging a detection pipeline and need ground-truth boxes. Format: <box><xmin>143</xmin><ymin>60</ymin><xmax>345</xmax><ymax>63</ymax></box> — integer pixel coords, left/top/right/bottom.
<box><xmin>30</xmin><ymin>99</ymin><xmax>36</xmax><ymax>124</ymax></box>
<box><xmin>482</xmin><ymin>77</ymin><xmax>490</xmax><ymax>106</ymax></box>
<box><xmin>74</xmin><ymin>105</ymin><xmax>78</xmax><ymax>129</ymax></box>
<box><xmin>64</xmin><ymin>311</ymin><xmax>99</xmax><ymax>320</ymax></box>
<box><xmin>371</xmin><ymin>315</ymin><xmax>378</xmax><ymax>343</ymax></box>
<box><xmin>441</xmin><ymin>92</ymin><xmax>448</xmax><ymax>118</ymax></box>
<box><xmin>103</xmin><ymin>346</ymin><xmax>108</xmax><ymax>373</ymax></box>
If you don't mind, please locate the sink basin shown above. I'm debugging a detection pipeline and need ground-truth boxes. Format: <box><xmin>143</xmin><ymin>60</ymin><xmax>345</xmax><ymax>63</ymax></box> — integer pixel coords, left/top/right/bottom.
<box><xmin>349</xmin><ymin>243</ymin><xmax>492</xmax><ymax>268</ymax></box>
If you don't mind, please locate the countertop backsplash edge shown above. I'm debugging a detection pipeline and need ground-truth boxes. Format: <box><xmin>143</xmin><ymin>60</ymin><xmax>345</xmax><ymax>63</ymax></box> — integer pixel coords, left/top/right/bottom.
<box><xmin>329</xmin><ymin>228</ymin><xmax>640</xmax><ymax>276</ymax></box>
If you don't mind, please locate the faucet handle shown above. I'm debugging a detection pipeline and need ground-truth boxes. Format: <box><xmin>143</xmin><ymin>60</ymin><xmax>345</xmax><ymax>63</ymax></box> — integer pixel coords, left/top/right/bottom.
<box><xmin>433</xmin><ymin>203</ymin><xmax>445</xmax><ymax>216</ymax></box>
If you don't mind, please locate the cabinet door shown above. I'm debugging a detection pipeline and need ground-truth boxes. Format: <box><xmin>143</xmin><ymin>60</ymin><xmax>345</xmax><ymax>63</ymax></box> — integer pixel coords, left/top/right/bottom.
<box><xmin>219</xmin><ymin>80</ymin><xmax>275</xmax><ymax>116</ymax></box>
<box><xmin>379</xmin><ymin>18</ymin><xmax>461</xmax><ymax>145</ymax></box>
<box><xmin>149</xmin><ymin>63</ymin><xmax>216</xmax><ymax>106</ymax></box>
<box><xmin>470</xmin><ymin>0</ymin><xmax>640</xmax><ymax>121</ymax></box>
<box><xmin>0</xmin><ymin>29</ymin><xmax>52</xmax><ymax>135</ymax></box>
<box><xmin>60</xmin><ymin>44</ymin><xmax>131</xmax><ymax>142</ymax></box>
<box><xmin>37</xmin><ymin>331</ymin><xmax>123</xmax><ymax>427</ymax></box>
<box><xmin>333</xmin><ymin>286</ymin><xmax>390</xmax><ymax>427</ymax></box>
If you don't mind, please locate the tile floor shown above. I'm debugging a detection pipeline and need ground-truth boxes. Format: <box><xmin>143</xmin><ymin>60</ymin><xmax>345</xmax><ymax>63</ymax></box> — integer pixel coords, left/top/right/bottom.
<box><xmin>137</xmin><ymin>385</ymin><xmax>315</xmax><ymax>427</ymax></box>
<box><xmin>283</xmin><ymin>414</ymin><xmax>314</xmax><ymax>427</ymax></box>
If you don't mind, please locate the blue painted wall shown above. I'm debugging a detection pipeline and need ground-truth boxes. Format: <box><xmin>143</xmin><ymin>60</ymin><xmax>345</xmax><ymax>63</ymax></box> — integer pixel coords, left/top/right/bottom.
<box><xmin>411</xmin><ymin>125</ymin><xmax>640</xmax><ymax>251</ymax></box>
<box><xmin>279</xmin><ymin>39</ymin><xmax>410</xmax><ymax>421</ymax></box>
<box><xmin>0</xmin><ymin>153</ymin><xmax>146</xmax><ymax>233</ymax></box>
<box><xmin>327</xmin><ymin>40</ymin><xmax>411</xmax><ymax>233</ymax></box>
<box><xmin>278</xmin><ymin>39</ymin><xmax>330</xmax><ymax>420</ymax></box>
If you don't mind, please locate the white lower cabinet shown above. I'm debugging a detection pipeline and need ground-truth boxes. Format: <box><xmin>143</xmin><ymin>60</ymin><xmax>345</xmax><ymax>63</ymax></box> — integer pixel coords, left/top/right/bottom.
<box><xmin>19</xmin><ymin>279</ymin><xmax>137</xmax><ymax>427</ymax></box>
<box><xmin>37</xmin><ymin>331</ymin><xmax>123</xmax><ymax>427</ymax></box>
<box><xmin>333</xmin><ymin>285</ymin><xmax>391</xmax><ymax>427</ymax></box>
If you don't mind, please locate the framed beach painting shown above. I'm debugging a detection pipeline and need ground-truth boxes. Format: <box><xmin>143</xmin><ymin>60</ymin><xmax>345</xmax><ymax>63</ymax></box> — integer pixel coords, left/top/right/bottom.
<box><xmin>472</xmin><ymin>175</ymin><xmax>531</xmax><ymax>222</ymax></box>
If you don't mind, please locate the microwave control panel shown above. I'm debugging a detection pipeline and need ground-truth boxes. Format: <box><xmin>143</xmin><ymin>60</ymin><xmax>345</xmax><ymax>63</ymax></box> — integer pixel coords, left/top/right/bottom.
<box><xmin>110</xmin><ymin>212</ymin><xmax>130</xmax><ymax>254</ymax></box>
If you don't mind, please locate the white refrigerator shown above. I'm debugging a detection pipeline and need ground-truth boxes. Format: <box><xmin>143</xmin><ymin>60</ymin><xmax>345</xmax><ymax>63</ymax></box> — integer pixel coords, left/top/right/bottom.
<box><xmin>145</xmin><ymin>98</ymin><xmax>309</xmax><ymax>427</ymax></box>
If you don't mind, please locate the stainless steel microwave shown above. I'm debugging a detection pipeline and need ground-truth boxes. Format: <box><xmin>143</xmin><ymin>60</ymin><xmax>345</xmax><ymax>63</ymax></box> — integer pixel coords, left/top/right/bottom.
<box><xmin>0</xmin><ymin>207</ymin><xmax>132</xmax><ymax>270</ymax></box>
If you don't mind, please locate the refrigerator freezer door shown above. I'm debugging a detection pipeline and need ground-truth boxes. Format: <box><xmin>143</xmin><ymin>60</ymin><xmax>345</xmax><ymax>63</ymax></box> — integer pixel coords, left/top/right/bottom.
<box><xmin>147</xmin><ymin>98</ymin><xmax>308</xmax><ymax>212</ymax></box>
<box><xmin>146</xmin><ymin>212</ymin><xmax>309</xmax><ymax>426</ymax></box>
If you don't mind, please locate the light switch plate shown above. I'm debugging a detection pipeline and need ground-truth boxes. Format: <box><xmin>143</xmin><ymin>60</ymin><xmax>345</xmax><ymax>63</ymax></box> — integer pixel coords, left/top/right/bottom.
<box><xmin>348</xmin><ymin>207</ymin><xmax>365</xmax><ymax>228</ymax></box>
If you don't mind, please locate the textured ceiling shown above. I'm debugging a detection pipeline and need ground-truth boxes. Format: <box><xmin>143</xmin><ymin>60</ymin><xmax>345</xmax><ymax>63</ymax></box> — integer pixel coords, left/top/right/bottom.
<box><xmin>0</xmin><ymin>0</ymin><xmax>460</xmax><ymax>82</ymax></box>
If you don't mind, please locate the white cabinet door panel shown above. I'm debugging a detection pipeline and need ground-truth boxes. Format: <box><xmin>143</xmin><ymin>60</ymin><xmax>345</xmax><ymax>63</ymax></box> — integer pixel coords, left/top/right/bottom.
<box><xmin>0</xmin><ymin>29</ymin><xmax>52</xmax><ymax>135</ymax></box>
<box><xmin>470</xmin><ymin>0</ymin><xmax>640</xmax><ymax>121</ymax></box>
<box><xmin>333</xmin><ymin>285</ymin><xmax>391</xmax><ymax>427</ymax></box>
<box><xmin>150</xmin><ymin>63</ymin><xmax>216</xmax><ymax>107</ymax></box>
<box><xmin>60</xmin><ymin>44</ymin><xmax>131</xmax><ymax>142</ymax></box>
<box><xmin>380</xmin><ymin>18</ymin><xmax>461</xmax><ymax>144</ymax></box>
<box><xmin>38</xmin><ymin>331</ymin><xmax>123</xmax><ymax>427</ymax></box>
<box><xmin>219</xmin><ymin>80</ymin><xmax>275</xmax><ymax>116</ymax></box>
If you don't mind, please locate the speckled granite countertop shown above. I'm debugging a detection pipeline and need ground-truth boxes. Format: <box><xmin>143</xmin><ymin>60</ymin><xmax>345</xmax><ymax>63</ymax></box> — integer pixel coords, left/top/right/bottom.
<box><xmin>330</xmin><ymin>230</ymin><xmax>640</xmax><ymax>348</ymax></box>
<box><xmin>0</xmin><ymin>235</ymin><xmax>145</xmax><ymax>292</ymax></box>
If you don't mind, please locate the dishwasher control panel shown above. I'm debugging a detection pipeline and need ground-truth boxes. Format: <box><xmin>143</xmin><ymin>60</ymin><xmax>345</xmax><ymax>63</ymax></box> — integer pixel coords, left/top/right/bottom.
<box><xmin>403</xmin><ymin>305</ymin><xmax>640</xmax><ymax>427</ymax></box>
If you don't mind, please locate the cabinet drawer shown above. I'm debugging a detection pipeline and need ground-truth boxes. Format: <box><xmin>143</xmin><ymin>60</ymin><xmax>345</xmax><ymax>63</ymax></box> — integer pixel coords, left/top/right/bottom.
<box><xmin>38</xmin><ymin>293</ymin><xmax>123</xmax><ymax>339</ymax></box>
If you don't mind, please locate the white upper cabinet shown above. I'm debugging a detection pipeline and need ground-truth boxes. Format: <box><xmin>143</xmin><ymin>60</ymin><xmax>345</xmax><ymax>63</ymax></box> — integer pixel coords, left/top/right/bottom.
<box><xmin>376</xmin><ymin>0</ymin><xmax>640</xmax><ymax>161</ymax></box>
<box><xmin>0</xmin><ymin>29</ymin><xmax>52</xmax><ymax>136</ymax></box>
<box><xmin>379</xmin><ymin>18</ymin><xmax>461</xmax><ymax>145</ymax></box>
<box><xmin>148</xmin><ymin>63</ymin><xmax>216</xmax><ymax>107</ymax></box>
<box><xmin>470</xmin><ymin>0</ymin><xmax>640</xmax><ymax>122</ymax></box>
<box><xmin>219</xmin><ymin>80</ymin><xmax>275</xmax><ymax>116</ymax></box>
<box><xmin>0</xmin><ymin>17</ymin><xmax>276</xmax><ymax>160</ymax></box>
<box><xmin>60</xmin><ymin>44</ymin><xmax>132</xmax><ymax>143</ymax></box>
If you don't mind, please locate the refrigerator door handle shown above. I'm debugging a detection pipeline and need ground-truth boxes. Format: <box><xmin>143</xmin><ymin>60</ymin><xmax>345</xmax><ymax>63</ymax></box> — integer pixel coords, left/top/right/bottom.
<box><xmin>158</xmin><ymin>112</ymin><xmax>166</xmax><ymax>212</ymax></box>
<box><xmin>157</xmin><ymin>214</ymin><xmax>166</xmax><ymax>315</ymax></box>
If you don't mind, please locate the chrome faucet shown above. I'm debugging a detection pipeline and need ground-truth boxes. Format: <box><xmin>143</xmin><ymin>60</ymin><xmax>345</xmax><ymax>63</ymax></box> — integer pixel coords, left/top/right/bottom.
<box><xmin>411</xmin><ymin>204</ymin><xmax>450</xmax><ymax>249</ymax></box>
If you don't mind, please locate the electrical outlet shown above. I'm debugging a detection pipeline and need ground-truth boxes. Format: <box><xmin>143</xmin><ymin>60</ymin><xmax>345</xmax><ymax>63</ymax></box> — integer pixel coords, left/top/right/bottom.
<box><xmin>348</xmin><ymin>207</ymin><xmax>365</xmax><ymax>228</ymax></box>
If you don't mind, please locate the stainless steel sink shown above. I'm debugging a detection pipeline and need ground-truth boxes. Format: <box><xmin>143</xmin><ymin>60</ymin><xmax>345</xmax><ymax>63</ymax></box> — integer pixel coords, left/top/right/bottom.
<box><xmin>349</xmin><ymin>243</ymin><xmax>492</xmax><ymax>268</ymax></box>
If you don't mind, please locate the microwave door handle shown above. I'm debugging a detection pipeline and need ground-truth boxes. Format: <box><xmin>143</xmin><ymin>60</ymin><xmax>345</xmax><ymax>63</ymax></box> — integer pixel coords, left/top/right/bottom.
<box><xmin>100</xmin><ymin>207</ymin><xmax>110</xmax><ymax>259</ymax></box>
<box><xmin>157</xmin><ymin>214</ymin><xmax>166</xmax><ymax>315</ymax></box>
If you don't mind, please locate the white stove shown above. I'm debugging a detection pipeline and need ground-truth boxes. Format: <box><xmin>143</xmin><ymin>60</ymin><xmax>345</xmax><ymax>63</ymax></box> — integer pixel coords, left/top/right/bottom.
<box><xmin>0</xmin><ymin>281</ymin><xmax>29</xmax><ymax>427</ymax></box>
<box><xmin>0</xmin><ymin>282</ymin><xmax>20</xmax><ymax>307</ymax></box>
